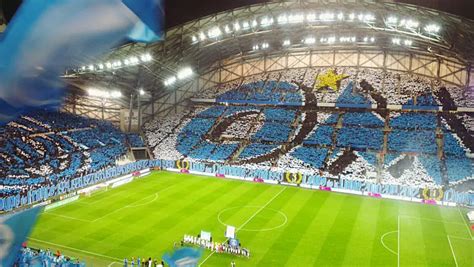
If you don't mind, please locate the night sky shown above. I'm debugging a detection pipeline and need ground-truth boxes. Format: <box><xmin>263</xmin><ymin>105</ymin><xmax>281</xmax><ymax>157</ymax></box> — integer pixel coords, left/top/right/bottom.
<box><xmin>2</xmin><ymin>0</ymin><xmax>474</xmax><ymax>28</ymax></box>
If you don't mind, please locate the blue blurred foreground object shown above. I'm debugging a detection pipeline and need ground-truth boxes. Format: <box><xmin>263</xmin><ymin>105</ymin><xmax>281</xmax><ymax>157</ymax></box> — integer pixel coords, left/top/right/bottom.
<box><xmin>163</xmin><ymin>247</ymin><xmax>203</xmax><ymax>267</ymax></box>
<box><xmin>0</xmin><ymin>0</ymin><xmax>164</xmax><ymax>124</ymax></box>
<box><xmin>0</xmin><ymin>206</ymin><xmax>42</xmax><ymax>266</ymax></box>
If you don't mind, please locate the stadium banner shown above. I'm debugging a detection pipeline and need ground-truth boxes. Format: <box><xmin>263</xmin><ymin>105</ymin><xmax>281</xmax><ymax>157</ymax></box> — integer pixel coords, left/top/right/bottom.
<box><xmin>0</xmin><ymin>207</ymin><xmax>42</xmax><ymax>266</ymax></box>
<box><xmin>2</xmin><ymin>159</ymin><xmax>474</xmax><ymax>212</ymax></box>
<box><xmin>420</xmin><ymin>188</ymin><xmax>444</xmax><ymax>201</ymax></box>
<box><xmin>283</xmin><ymin>172</ymin><xmax>303</xmax><ymax>185</ymax></box>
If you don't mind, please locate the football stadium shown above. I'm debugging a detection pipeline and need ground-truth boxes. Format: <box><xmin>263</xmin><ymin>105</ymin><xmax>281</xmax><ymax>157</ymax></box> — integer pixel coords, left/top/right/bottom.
<box><xmin>1</xmin><ymin>0</ymin><xmax>474</xmax><ymax>266</ymax></box>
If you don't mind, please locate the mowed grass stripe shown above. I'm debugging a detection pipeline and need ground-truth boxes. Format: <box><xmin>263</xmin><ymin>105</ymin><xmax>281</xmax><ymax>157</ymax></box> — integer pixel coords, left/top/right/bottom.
<box><xmin>204</xmin><ymin>185</ymin><xmax>291</xmax><ymax>266</ymax></box>
<box><xmin>341</xmin><ymin>197</ymin><xmax>382</xmax><ymax>266</ymax></box>
<box><xmin>29</xmin><ymin>171</ymin><xmax>473</xmax><ymax>266</ymax></box>
<box><xmin>255</xmin><ymin>188</ymin><xmax>330</xmax><ymax>267</ymax></box>
<box><xmin>369</xmin><ymin>199</ymin><xmax>399</xmax><ymax>267</ymax></box>
<box><xmin>314</xmin><ymin>194</ymin><xmax>363</xmax><ymax>266</ymax></box>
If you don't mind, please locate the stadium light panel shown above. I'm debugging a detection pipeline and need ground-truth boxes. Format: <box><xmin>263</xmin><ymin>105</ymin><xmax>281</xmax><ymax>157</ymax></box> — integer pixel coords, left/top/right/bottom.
<box><xmin>192</xmin><ymin>35</ymin><xmax>197</xmax><ymax>42</ymax></box>
<box><xmin>199</xmin><ymin>32</ymin><xmax>206</xmax><ymax>41</ymax></box>
<box><xmin>164</xmin><ymin>76</ymin><xmax>176</xmax><ymax>86</ymax></box>
<box><xmin>110</xmin><ymin>91</ymin><xmax>122</xmax><ymax>98</ymax></box>
<box><xmin>261</xmin><ymin>42</ymin><xmax>269</xmax><ymax>49</ymax></box>
<box><xmin>404</xmin><ymin>19</ymin><xmax>419</xmax><ymax>29</ymax></box>
<box><xmin>98</xmin><ymin>63</ymin><xmax>104</xmax><ymax>70</ymax></box>
<box><xmin>139</xmin><ymin>89</ymin><xmax>145</xmax><ymax>96</ymax></box>
<box><xmin>319</xmin><ymin>12</ymin><xmax>334</xmax><ymax>21</ymax></box>
<box><xmin>278</xmin><ymin>14</ymin><xmax>288</xmax><ymax>25</ymax></box>
<box><xmin>141</xmin><ymin>53</ymin><xmax>152</xmax><ymax>62</ymax></box>
<box><xmin>363</xmin><ymin>37</ymin><xmax>368</xmax><ymax>42</ymax></box>
<box><xmin>81</xmin><ymin>66</ymin><xmax>86</xmax><ymax>71</ymax></box>
<box><xmin>88</xmin><ymin>65</ymin><xmax>94</xmax><ymax>71</ymax></box>
<box><xmin>387</xmin><ymin>16</ymin><xmax>398</xmax><ymax>25</ymax></box>
<box><xmin>106</xmin><ymin>62</ymin><xmax>112</xmax><ymax>69</ymax></box>
<box><xmin>234</xmin><ymin>22</ymin><xmax>241</xmax><ymax>31</ymax></box>
<box><xmin>282</xmin><ymin>39</ymin><xmax>291</xmax><ymax>46</ymax></box>
<box><xmin>404</xmin><ymin>39</ymin><xmax>413</xmax><ymax>46</ymax></box>
<box><xmin>306</xmin><ymin>13</ymin><xmax>316</xmax><ymax>22</ymax></box>
<box><xmin>327</xmin><ymin>36</ymin><xmax>336</xmax><ymax>44</ymax></box>
<box><xmin>288</xmin><ymin>14</ymin><xmax>304</xmax><ymax>24</ymax></box>
<box><xmin>260</xmin><ymin>17</ymin><xmax>274</xmax><ymax>27</ymax></box>
<box><xmin>348</xmin><ymin>13</ymin><xmax>355</xmax><ymax>21</ymax></box>
<box><xmin>124</xmin><ymin>59</ymin><xmax>130</xmax><ymax>65</ymax></box>
<box><xmin>370</xmin><ymin>37</ymin><xmax>375</xmax><ymax>42</ymax></box>
<box><xmin>336</xmin><ymin>12</ymin><xmax>344</xmax><ymax>20</ymax></box>
<box><xmin>177</xmin><ymin>67</ymin><xmax>193</xmax><ymax>80</ymax></box>
<box><xmin>304</xmin><ymin>37</ymin><xmax>316</xmax><ymax>45</ymax></box>
<box><xmin>253</xmin><ymin>44</ymin><xmax>259</xmax><ymax>50</ymax></box>
<box><xmin>424</xmin><ymin>24</ymin><xmax>440</xmax><ymax>34</ymax></box>
<box><xmin>208</xmin><ymin>26</ymin><xmax>222</xmax><ymax>38</ymax></box>
<box><xmin>392</xmin><ymin>38</ymin><xmax>401</xmax><ymax>45</ymax></box>
<box><xmin>242</xmin><ymin>21</ymin><xmax>250</xmax><ymax>29</ymax></box>
<box><xmin>224</xmin><ymin>25</ymin><xmax>231</xmax><ymax>33</ymax></box>
<box><xmin>252</xmin><ymin>20</ymin><xmax>258</xmax><ymax>28</ymax></box>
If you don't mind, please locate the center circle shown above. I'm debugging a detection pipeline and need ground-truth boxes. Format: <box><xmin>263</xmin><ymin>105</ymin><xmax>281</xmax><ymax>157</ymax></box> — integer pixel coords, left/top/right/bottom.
<box><xmin>217</xmin><ymin>205</ymin><xmax>288</xmax><ymax>232</ymax></box>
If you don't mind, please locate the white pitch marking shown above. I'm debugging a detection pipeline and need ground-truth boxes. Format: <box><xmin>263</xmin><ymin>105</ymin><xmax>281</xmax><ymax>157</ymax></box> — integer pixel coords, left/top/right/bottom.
<box><xmin>28</xmin><ymin>237</ymin><xmax>121</xmax><ymax>261</ymax></box>
<box><xmin>92</xmin><ymin>184</ymin><xmax>175</xmax><ymax>222</ymax></box>
<box><xmin>380</xmin><ymin>231</ymin><xmax>398</xmax><ymax>255</ymax></box>
<box><xmin>43</xmin><ymin>212</ymin><xmax>92</xmax><ymax>223</ymax></box>
<box><xmin>400</xmin><ymin>215</ymin><xmax>466</xmax><ymax>226</ymax></box>
<box><xmin>447</xmin><ymin>235</ymin><xmax>459</xmax><ymax>267</ymax></box>
<box><xmin>397</xmin><ymin>215</ymin><xmax>400</xmax><ymax>267</ymax></box>
<box><xmin>199</xmin><ymin>187</ymin><xmax>287</xmax><ymax>266</ymax></box>
<box><xmin>457</xmin><ymin>207</ymin><xmax>473</xmax><ymax>240</ymax></box>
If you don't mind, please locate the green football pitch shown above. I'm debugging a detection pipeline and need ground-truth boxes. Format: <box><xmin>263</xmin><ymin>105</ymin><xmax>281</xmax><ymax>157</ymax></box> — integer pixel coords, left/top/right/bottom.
<box><xmin>28</xmin><ymin>171</ymin><xmax>473</xmax><ymax>266</ymax></box>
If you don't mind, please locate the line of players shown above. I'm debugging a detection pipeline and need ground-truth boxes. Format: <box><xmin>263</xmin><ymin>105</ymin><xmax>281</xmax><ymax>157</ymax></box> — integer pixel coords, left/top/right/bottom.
<box><xmin>123</xmin><ymin>257</ymin><xmax>165</xmax><ymax>267</ymax></box>
<box><xmin>182</xmin><ymin>235</ymin><xmax>250</xmax><ymax>258</ymax></box>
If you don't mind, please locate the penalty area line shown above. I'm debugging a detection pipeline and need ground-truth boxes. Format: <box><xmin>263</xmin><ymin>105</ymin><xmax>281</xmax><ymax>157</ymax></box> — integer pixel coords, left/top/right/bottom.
<box><xmin>457</xmin><ymin>206</ymin><xmax>473</xmax><ymax>240</ymax></box>
<box><xmin>447</xmin><ymin>235</ymin><xmax>459</xmax><ymax>267</ymax></box>
<box><xmin>28</xmin><ymin>237</ymin><xmax>122</xmax><ymax>262</ymax></box>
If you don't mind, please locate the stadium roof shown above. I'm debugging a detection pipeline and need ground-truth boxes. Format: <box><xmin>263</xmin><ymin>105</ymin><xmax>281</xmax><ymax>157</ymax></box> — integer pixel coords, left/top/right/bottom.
<box><xmin>62</xmin><ymin>0</ymin><xmax>474</xmax><ymax>104</ymax></box>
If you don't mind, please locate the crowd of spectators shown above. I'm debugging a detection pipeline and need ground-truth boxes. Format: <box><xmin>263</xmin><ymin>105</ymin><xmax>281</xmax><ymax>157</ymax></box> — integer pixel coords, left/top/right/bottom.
<box><xmin>142</xmin><ymin>68</ymin><xmax>473</xmax><ymax>190</ymax></box>
<box><xmin>0</xmin><ymin>110</ymin><xmax>140</xmax><ymax>198</ymax></box>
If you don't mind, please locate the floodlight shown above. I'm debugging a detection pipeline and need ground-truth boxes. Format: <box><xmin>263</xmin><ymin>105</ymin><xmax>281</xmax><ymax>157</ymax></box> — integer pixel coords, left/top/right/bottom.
<box><xmin>164</xmin><ymin>76</ymin><xmax>177</xmax><ymax>86</ymax></box>
<box><xmin>404</xmin><ymin>39</ymin><xmax>413</xmax><ymax>46</ymax></box>
<box><xmin>387</xmin><ymin>16</ymin><xmax>398</xmax><ymax>25</ymax></box>
<box><xmin>192</xmin><ymin>35</ymin><xmax>197</xmax><ymax>42</ymax></box>
<box><xmin>199</xmin><ymin>32</ymin><xmax>206</xmax><ymax>41</ymax></box>
<box><xmin>234</xmin><ymin>22</ymin><xmax>241</xmax><ymax>31</ymax></box>
<box><xmin>106</xmin><ymin>62</ymin><xmax>112</xmax><ymax>69</ymax></box>
<box><xmin>424</xmin><ymin>24</ymin><xmax>440</xmax><ymax>34</ymax></box>
<box><xmin>252</xmin><ymin>20</ymin><xmax>258</xmax><ymax>28</ymax></box>
<box><xmin>405</xmin><ymin>19</ymin><xmax>419</xmax><ymax>29</ymax></box>
<box><xmin>110</xmin><ymin>91</ymin><xmax>122</xmax><ymax>98</ymax></box>
<box><xmin>392</xmin><ymin>38</ymin><xmax>401</xmax><ymax>45</ymax></box>
<box><xmin>224</xmin><ymin>25</ymin><xmax>231</xmax><ymax>33</ymax></box>
<box><xmin>337</xmin><ymin>12</ymin><xmax>344</xmax><ymax>20</ymax></box>
<box><xmin>304</xmin><ymin>37</ymin><xmax>316</xmax><ymax>44</ymax></box>
<box><xmin>177</xmin><ymin>67</ymin><xmax>193</xmax><ymax>80</ymax></box>
<box><xmin>278</xmin><ymin>14</ymin><xmax>288</xmax><ymax>25</ymax></box>
<box><xmin>306</xmin><ymin>13</ymin><xmax>316</xmax><ymax>22</ymax></box>
<box><xmin>242</xmin><ymin>21</ymin><xmax>250</xmax><ymax>29</ymax></box>
<box><xmin>348</xmin><ymin>13</ymin><xmax>355</xmax><ymax>20</ymax></box>
<box><xmin>320</xmin><ymin>12</ymin><xmax>334</xmax><ymax>21</ymax></box>
<box><xmin>283</xmin><ymin>39</ymin><xmax>291</xmax><ymax>46</ymax></box>
<box><xmin>370</xmin><ymin>37</ymin><xmax>375</xmax><ymax>42</ymax></box>
<box><xmin>98</xmin><ymin>64</ymin><xmax>104</xmax><ymax>70</ymax></box>
<box><xmin>288</xmin><ymin>14</ymin><xmax>304</xmax><ymax>24</ymax></box>
<box><xmin>139</xmin><ymin>89</ymin><xmax>145</xmax><ymax>96</ymax></box>
<box><xmin>260</xmin><ymin>17</ymin><xmax>274</xmax><ymax>27</ymax></box>
<box><xmin>208</xmin><ymin>26</ymin><xmax>222</xmax><ymax>38</ymax></box>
